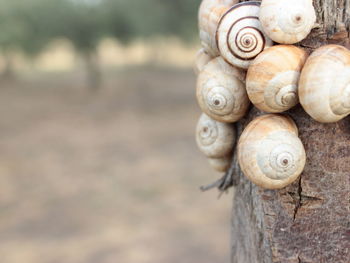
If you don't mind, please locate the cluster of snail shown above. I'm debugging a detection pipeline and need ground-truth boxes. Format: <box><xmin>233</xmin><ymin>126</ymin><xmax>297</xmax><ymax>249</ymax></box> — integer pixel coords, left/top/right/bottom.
<box><xmin>194</xmin><ymin>0</ymin><xmax>350</xmax><ymax>189</ymax></box>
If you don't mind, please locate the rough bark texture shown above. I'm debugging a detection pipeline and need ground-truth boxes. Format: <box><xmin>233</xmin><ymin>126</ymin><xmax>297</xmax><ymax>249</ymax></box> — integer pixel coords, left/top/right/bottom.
<box><xmin>231</xmin><ymin>1</ymin><xmax>350</xmax><ymax>263</ymax></box>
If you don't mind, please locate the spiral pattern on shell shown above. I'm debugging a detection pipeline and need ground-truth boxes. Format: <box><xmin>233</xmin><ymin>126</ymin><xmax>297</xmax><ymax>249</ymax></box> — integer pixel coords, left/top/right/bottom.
<box><xmin>196</xmin><ymin>113</ymin><xmax>236</xmax><ymax>158</ymax></box>
<box><xmin>197</xmin><ymin>57</ymin><xmax>249</xmax><ymax>123</ymax></box>
<box><xmin>260</xmin><ymin>0</ymin><xmax>316</xmax><ymax>44</ymax></box>
<box><xmin>238</xmin><ymin>114</ymin><xmax>306</xmax><ymax>189</ymax></box>
<box><xmin>246</xmin><ymin>45</ymin><xmax>308</xmax><ymax>113</ymax></box>
<box><xmin>198</xmin><ymin>0</ymin><xmax>239</xmax><ymax>56</ymax></box>
<box><xmin>216</xmin><ymin>1</ymin><xmax>273</xmax><ymax>69</ymax></box>
<box><xmin>299</xmin><ymin>45</ymin><xmax>350</xmax><ymax>123</ymax></box>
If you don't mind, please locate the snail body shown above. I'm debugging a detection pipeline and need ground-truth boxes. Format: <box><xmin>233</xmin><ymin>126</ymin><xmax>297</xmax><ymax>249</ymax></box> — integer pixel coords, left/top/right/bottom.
<box><xmin>216</xmin><ymin>1</ymin><xmax>273</xmax><ymax>69</ymax></box>
<box><xmin>299</xmin><ymin>45</ymin><xmax>350</xmax><ymax>123</ymax></box>
<box><xmin>196</xmin><ymin>113</ymin><xmax>236</xmax><ymax>158</ymax></box>
<box><xmin>199</xmin><ymin>0</ymin><xmax>238</xmax><ymax>57</ymax></box>
<box><xmin>194</xmin><ymin>49</ymin><xmax>213</xmax><ymax>75</ymax></box>
<box><xmin>259</xmin><ymin>0</ymin><xmax>316</xmax><ymax>44</ymax></box>
<box><xmin>238</xmin><ymin>114</ymin><xmax>306</xmax><ymax>189</ymax></box>
<box><xmin>197</xmin><ymin>57</ymin><xmax>249</xmax><ymax>123</ymax></box>
<box><xmin>246</xmin><ymin>45</ymin><xmax>308</xmax><ymax>113</ymax></box>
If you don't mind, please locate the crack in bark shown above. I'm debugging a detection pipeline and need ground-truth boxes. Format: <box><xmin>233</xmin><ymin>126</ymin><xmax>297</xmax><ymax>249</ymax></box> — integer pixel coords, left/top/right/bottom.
<box><xmin>293</xmin><ymin>177</ymin><xmax>303</xmax><ymax>221</ymax></box>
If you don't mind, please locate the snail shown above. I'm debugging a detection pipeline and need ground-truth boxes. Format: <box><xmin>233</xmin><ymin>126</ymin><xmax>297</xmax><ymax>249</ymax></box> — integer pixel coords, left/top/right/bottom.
<box><xmin>198</xmin><ymin>0</ymin><xmax>239</xmax><ymax>57</ymax></box>
<box><xmin>194</xmin><ymin>48</ymin><xmax>213</xmax><ymax>75</ymax></box>
<box><xmin>208</xmin><ymin>155</ymin><xmax>232</xmax><ymax>172</ymax></box>
<box><xmin>259</xmin><ymin>0</ymin><xmax>316</xmax><ymax>44</ymax></box>
<box><xmin>196</xmin><ymin>57</ymin><xmax>249</xmax><ymax>123</ymax></box>
<box><xmin>196</xmin><ymin>113</ymin><xmax>236</xmax><ymax>159</ymax></box>
<box><xmin>246</xmin><ymin>45</ymin><xmax>308</xmax><ymax>113</ymax></box>
<box><xmin>299</xmin><ymin>45</ymin><xmax>350</xmax><ymax>123</ymax></box>
<box><xmin>238</xmin><ymin>114</ymin><xmax>306</xmax><ymax>189</ymax></box>
<box><xmin>216</xmin><ymin>1</ymin><xmax>273</xmax><ymax>69</ymax></box>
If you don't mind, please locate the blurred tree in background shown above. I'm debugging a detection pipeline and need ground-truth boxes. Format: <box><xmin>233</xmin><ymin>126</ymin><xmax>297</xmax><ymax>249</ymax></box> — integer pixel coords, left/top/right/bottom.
<box><xmin>0</xmin><ymin>0</ymin><xmax>201</xmax><ymax>88</ymax></box>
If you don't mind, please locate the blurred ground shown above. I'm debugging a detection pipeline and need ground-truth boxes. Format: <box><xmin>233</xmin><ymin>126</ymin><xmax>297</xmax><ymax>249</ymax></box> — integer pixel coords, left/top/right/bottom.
<box><xmin>0</xmin><ymin>66</ymin><xmax>232</xmax><ymax>263</ymax></box>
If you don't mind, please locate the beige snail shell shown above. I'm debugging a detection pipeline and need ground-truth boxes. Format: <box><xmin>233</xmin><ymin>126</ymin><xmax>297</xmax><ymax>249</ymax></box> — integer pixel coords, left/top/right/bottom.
<box><xmin>194</xmin><ymin>48</ymin><xmax>213</xmax><ymax>75</ymax></box>
<box><xmin>208</xmin><ymin>155</ymin><xmax>231</xmax><ymax>172</ymax></box>
<box><xmin>299</xmin><ymin>45</ymin><xmax>350</xmax><ymax>123</ymax></box>
<box><xmin>198</xmin><ymin>0</ymin><xmax>239</xmax><ymax>57</ymax></box>
<box><xmin>197</xmin><ymin>57</ymin><xmax>249</xmax><ymax>123</ymax></box>
<box><xmin>216</xmin><ymin>1</ymin><xmax>273</xmax><ymax>69</ymax></box>
<box><xmin>238</xmin><ymin>114</ymin><xmax>306</xmax><ymax>189</ymax></box>
<box><xmin>196</xmin><ymin>113</ymin><xmax>236</xmax><ymax>158</ymax></box>
<box><xmin>246</xmin><ymin>45</ymin><xmax>308</xmax><ymax>113</ymax></box>
<box><xmin>259</xmin><ymin>0</ymin><xmax>316</xmax><ymax>44</ymax></box>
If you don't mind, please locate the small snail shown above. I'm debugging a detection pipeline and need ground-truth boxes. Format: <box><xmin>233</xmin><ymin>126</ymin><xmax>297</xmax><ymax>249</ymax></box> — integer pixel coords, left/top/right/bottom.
<box><xmin>196</xmin><ymin>113</ymin><xmax>236</xmax><ymax>158</ymax></box>
<box><xmin>197</xmin><ymin>57</ymin><xmax>249</xmax><ymax>123</ymax></box>
<box><xmin>216</xmin><ymin>1</ymin><xmax>273</xmax><ymax>69</ymax></box>
<box><xmin>208</xmin><ymin>155</ymin><xmax>232</xmax><ymax>172</ymax></box>
<box><xmin>194</xmin><ymin>48</ymin><xmax>213</xmax><ymax>75</ymax></box>
<box><xmin>299</xmin><ymin>45</ymin><xmax>350</xmax><ymax>123</ymax></box>
<box><xmin>199</xmin><ymin>0</ymin><xmax>238</xmax><ymax>57</ymax></box>
<box><xmin>246</xmin><ymin>45</ymin><xmax>308</xmax><ymax>113</ymax></box>
<box><xmin>259</xmin><ymin>0</ymin><xmax>316</xmax><ymax>44</ymax></box>
<box><xmin>238</xmin><ymin>114</ymin><xmax>306</xmax><ymax>189</ymax></box>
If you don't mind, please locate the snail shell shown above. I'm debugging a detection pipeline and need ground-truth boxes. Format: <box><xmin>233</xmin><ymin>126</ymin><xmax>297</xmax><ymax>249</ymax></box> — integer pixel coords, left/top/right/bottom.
<box><xmin>196</xmin><ymin>57</ymin><xmax>249</xmax><ymax>123</ymax></box>
<box><xmin>260</xmin><ymin>0</ymin><xmax>316</xmax><ymax>44</ymax></box>
<box><xmin>196</xmin><ymin>113</ymin><xmax>236</xmax><ymax>158</ymax></box>
<box><xmin>208</xmin><ymin>155</ymin><xmax>231</xmax><ymax>172</ymax></box>
<box><xmin>246</xmin><ymin>45</ymin><xmax>308</xmax><ymax>113</ymax></box>
<box><xmin>299</xmin><ymin>45</ymin><xmax>350</xmax><ymax>123</ymax></box>
<box><xmin>238</xmin><ymin>114</ymin><xmax>306</xmax><ymax>189</ymax></box>
<box><xmin>194</xmin><ymin>48</ymin><xmax>213</xmax><ymax>75</ymax></box>
<box><xmin>199</xmin><ymin>0</ymin><xmax>239</xmax><ymax>57</ymax></box>
<box><xmin>216</xmin><ymin>1</ymin><xmax>273</xmax><ymax>69</ymax></box>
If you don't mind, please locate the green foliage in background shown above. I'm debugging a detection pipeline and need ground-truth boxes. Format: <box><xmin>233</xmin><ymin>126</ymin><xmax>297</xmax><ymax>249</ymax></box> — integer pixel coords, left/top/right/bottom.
<box><xmin>0</xmin><ymin>0</ymin><xmax>202</xmax><ymax>85</ymax></box>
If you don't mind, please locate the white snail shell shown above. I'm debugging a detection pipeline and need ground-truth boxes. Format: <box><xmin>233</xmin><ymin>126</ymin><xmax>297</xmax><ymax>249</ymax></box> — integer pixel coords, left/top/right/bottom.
<box><xmin>194</xmin><ymin>48</ymin><xmax>213</xmax><ymax>75</ymax></box>
<box><xmin>199</xmin><ymin>0</ymin><xmax>239</xmax><ymax>57</ymax></box>
<box><xmin>246</xmin><ymin>45</ymin><xmax>308</xmax><ymax>113</ymax></box>
<box><xmin>238</xmin><ymin>114</ymin><xmax>306</xmax><ymax>189</ymax></box>
<box><xmin>208</xmin><ymin>155</ymin><xmax>231</xmax><ymax>172</ymax></box>
<box><xmin>196</xmin><ymin>113</ymin><xmax>236</xmax><ymax>158</ymax></box>
<box><xmin>216</xmin><ymin>1</ymin><xmax>273</xmax><ymax>69</ymax></box>
<box><xmin>299</xmin><ymin>45</ymin><xmax>350</xmax><ymax>123</ymax></box>
<box><xmin>260</xmin><ymin>0</ymin><xmax>316</xmax><ymax>44</ymax></box>
<box><xmin>197</xmin><ymin>57</ymin><xmax>249</xmax><ymax>123</ymax></box>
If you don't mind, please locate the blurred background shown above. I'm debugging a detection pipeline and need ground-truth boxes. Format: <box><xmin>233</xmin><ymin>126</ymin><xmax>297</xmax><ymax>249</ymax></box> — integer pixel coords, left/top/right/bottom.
<box><xmin>0</xmin><ymin>0</ymin><xmax>232</xmax><ymax>262</ymax></box>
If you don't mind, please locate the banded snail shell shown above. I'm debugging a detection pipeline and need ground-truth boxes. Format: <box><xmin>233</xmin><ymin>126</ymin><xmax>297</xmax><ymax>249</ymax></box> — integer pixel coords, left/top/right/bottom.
<box><xmin>246</xmin><ymin>45</ymin><xmax>308</xmax><ymax>113</ymax></box>
<box><xmin>196</xmin><ymin>57</ymin><xmax>249</xmax><ymax>123</ymax></box>
<box><xmin>194</xmin><ymin>48</ymin><xmax>213</xmax><ymax>75</ymax></box>
<box><xmin>238</xmin><ymin>114</ymin><xmax>306</xmax><ymax>189</ymax></box>
<box><xmin>216</xmin><ymin>1</ymin><xmax>273</xmax><ymax>69</ymax></box>
<box><xmin>260</xmin><ymin>0</ymin><xmax>316</xmax><ymax>44</ymax></box>
<box><xmin>199</xmin><ymin>0</ymin><xmax>239</xmax><ymax>57</ymax></box>
<box><xmin>196</xmin><ymin>113</ymin><xmax>236</xmax><ymax>158</ymax></box>
<box><xmin>299</xmin><ymin>45</ymin><xmax>350</xmax><ymax>123</ymax></box>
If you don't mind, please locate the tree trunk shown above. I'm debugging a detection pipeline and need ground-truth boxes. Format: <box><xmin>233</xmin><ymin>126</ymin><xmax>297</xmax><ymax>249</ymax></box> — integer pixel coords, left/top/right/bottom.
<box><xmin>231</xmin><ymin>1</ymin><xmax>350</xmax><ymax>263</ymax></box>
<box><xmin>1</xmin><ymin>51</ymin><xmax>15</xmax><ymax>81</ymax></box>
<box><xmin>82</xmin><ymin>50</ymin><xmax>102</xmax><ymax>91</ymax></box>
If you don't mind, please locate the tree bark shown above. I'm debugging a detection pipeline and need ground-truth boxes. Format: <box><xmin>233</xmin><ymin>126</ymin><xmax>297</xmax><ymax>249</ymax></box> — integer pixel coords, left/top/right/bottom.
<box><xmin>231</xmin><ymin>1</ymin><xmax>350</xmax><ymax>263</ymax></box>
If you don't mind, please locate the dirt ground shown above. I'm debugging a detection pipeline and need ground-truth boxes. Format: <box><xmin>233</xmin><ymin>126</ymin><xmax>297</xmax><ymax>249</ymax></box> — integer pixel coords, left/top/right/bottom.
<box><xmin>0</xmin><ymin>67</ymin><xmax>232</xmax><ymax>263</ymax></box>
